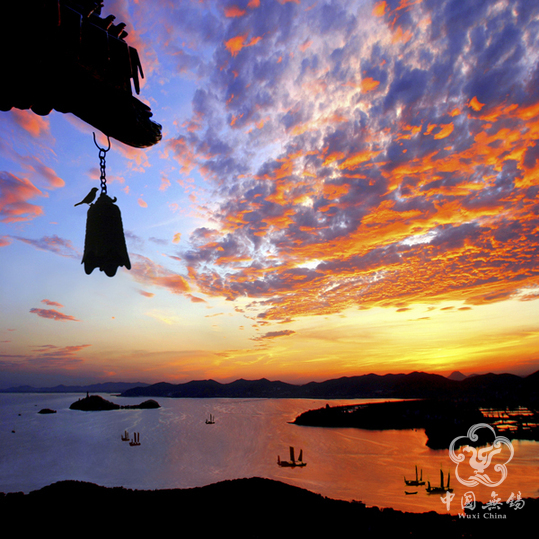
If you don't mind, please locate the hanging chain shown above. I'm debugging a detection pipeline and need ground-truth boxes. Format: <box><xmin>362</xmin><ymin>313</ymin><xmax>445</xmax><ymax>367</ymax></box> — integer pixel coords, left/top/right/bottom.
<box><xmin>98</xmin><ymin>147</ymin><xmax>107</xmax><ymax>195</ymax></box>
<box><xmin>93</xmin><ymin>132</ymin><xmax>111</xmax><ymax>196</ymax></box>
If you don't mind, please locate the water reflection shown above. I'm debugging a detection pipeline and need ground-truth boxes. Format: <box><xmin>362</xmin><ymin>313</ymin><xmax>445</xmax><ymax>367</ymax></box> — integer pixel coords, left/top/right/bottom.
<box><xmin>479</xmin><ymin>406</ymin><xmax>539</xmax><ymax>433</ymax></box>
<box><xmin>1</xmin><ymin>394</ymin><xmax>537</xmax><ymax>515</ymax></box>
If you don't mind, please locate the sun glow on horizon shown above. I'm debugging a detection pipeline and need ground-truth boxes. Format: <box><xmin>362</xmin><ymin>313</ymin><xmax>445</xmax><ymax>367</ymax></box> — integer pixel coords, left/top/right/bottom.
<box><xmin>1</xmin><ymin>0</ymin><xmax>539</xmax><ymax>388</ymax></box>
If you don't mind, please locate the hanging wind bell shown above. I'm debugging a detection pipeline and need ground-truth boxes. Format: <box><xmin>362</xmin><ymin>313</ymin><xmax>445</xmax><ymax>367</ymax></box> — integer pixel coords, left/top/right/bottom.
<box><xmin>77</xmin><ymin>133</ymin><xmax>131</xmax><ymax>277</ymax></box>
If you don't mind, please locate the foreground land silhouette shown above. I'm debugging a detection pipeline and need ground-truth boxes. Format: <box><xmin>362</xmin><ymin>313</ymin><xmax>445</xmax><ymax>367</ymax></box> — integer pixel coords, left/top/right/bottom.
<box><xmin>1</xmin><ymin>478</ymin><xmax>535</xmax><ymax>537</ymax></box>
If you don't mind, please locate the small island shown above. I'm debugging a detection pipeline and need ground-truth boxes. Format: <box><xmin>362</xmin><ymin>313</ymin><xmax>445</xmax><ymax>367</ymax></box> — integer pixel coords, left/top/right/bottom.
<box><xmin>69</xmin><ymin>394</ymin><xmax>160</xmax><ymax>411</ymax></box>
<box><xmin>37</xmin><ymin>408</ymin><xmax>57</xmax><ymax>414</ymax></box>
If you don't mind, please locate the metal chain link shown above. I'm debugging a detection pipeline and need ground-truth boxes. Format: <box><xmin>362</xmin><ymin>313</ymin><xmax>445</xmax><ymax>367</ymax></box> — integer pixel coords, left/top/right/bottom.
<box><xmin>98</xmin><ymin>148</ymin><xmax>107</xmax><ymax>195</ymax></box>
<box><xmin>93</xmin><ymin>132</ymin><xmax>111</xmax><ymax>196</ymax></box>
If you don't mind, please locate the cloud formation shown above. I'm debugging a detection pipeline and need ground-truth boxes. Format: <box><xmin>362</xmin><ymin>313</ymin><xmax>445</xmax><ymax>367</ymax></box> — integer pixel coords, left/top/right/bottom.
<box><xmin>0</xmin><ymin>171</ymin><xmax>44</xmax><ymax>223</ymax></box>
<box><xmin>9</xmin><ymin>109</ymin><xmax>51</xmax><ymax>138</ymax></box>
<box><xmin>41</xmin><ymin>299</ymin><xmax>63</xmax><ymax>307</ymax></box>
<box><xmin>251</xmin><ymin>329</ymin><xmax>296</xmax><ymax>341</ymax></box>
<box><xmin>149</xmin><ymin>0</ymin><xmax>539</xmax><ymax>320</ymax></box>
<box><xmin>29</xmin><ymin>308</ymin><xmax>79</xmax><ymax>322</ymax></box>
<box><xmin>13</xmin><ymin>235</ymin><xmax>79</xmax><ymax>258</ymax></box>
<box><xmin>130</xmin><ymin>254</ymin><xmax>191</xmax><ymax>295</ymax></box>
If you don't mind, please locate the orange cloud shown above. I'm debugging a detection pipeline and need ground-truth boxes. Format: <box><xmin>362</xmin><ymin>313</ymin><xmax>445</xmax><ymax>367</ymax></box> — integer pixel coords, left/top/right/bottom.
<box><xmin>187</xmin><ymin>294</ymin><xmax>206</xmax><ymax>303</ymax></box>
<box><xmin>339</xmin><ymin>150</ymin><xmax>381</xmax><ymax>170</ymax></box>
<box><xmin>225</xmin><ymin>34</ymin><xmax>262</xmax><ymax>57</ymax></box>
<box><xmin>322</xmin><ymin>151</ymin><xmax>345</xmax><ymax>167</ymax></box>
<box><xmin>10</xmin><ymin>109</ymin><xmax>50</xmax><ymax>137</ymax></box>
<box><xmin>342</xmin><ymin>78</ymin><xmax>381</xmax><ymax>93</ymax></box>
<box><xmin>433</xmin><ymin>123</ymin><xmax>454</xmax><ymax>139</ymax></box>
<box><xmin>372</xmin><ymin>1</ymin><xmax>387</xmax><ymax>17</ymax></box>
<box><xmin>167</xmin><ymin>136</ymin><xmax>201</xmax><ymax>175</ymax></box>
<box><xmin>29</xmin><ymin>308</ymin><xmax>79</xmax><ymax>322</ymax></box>
<box><xmin>37</xmin><ymin>164</ymin><xmax>64</xmax><ymax>189</ymax></box>
<box><xmin>225</xmin><ymin>6</ymin><xmax>246</xmax><ymax>17</ymax></box>
<box><xmin>361</xmin><ymin>77</ymin><xmax>380</xmax><ymax>92</ymax></box>
<box><xmin>164</xmin><ymin>2</ymin><xmax>539</xmax><ymax>336</ymax></box>
<box><xmin>0</xmin><ymin>172</ymin><xmax>44</xmax><ymax>223</ymax></box>
<box><xmin>186</xmin><ymin>90</ymin><xmax>539</xmax><ymax>323</ymax></box>
<box><xmin>469</xmin><ymin>96</ymin><xmax>485</xmax><ymax>111</ymax></box>
<box><xmin>391</xmin><ymin>26</ymin><xmax>413</xmax><ymax>43</ymax></box>
<box><xmin>41</xmin><ymin>299</ymin><xmax>63</xmax><ymax>307</ymax></box>
<box><xmin>159</xmin><ymin>176</ymin><xmax>171</xmax><ymax>191</ymax></box>
<box><xmin>0</xmin><ymin>236</ymin><xmax>11</xmax><ymax>247</ymax></box>
<box><xmin>130</xmin><ymin>254</ymin><xmax>191</xmax><ymax>296</ymax></box>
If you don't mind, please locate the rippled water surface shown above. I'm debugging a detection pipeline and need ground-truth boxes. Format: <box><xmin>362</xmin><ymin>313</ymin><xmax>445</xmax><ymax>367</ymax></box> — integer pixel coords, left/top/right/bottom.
<box><xmin>1</xmin><ymin>394</ymin><xmax>538</xmax><ymax>514</ymax></box>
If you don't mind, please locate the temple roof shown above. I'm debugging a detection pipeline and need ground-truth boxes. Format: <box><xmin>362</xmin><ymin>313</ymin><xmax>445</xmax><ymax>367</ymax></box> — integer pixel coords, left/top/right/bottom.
<box><xmin>0</xmin><ymin>1</ymin><xmax>162</xmax><ymax>148</ymax></box>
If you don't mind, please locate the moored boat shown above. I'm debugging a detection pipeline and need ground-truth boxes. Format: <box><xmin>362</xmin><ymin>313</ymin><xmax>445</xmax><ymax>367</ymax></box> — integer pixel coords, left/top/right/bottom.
<box><xmin>277</xmin><ymin>446</ymin><xmax>307</xmax><ymax>468</ymax></box>
<box><xmin>426</xmin><ymin>469</ymin><xmax>452</xmax><ymax>494</ymax></box>
<box><xmin>404</xmin><ymin>465</ymin><xmax>425</xmax><ymax>486</ymax></box>
<box><xmin>129</xmin><ymin>432</ymin><xmax>141</xmax><ymax>446</ymax></box>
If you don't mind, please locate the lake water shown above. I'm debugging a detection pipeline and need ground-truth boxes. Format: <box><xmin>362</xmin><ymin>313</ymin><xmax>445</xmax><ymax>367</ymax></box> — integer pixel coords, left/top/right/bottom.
<box><xmin>1</xmin><ymin>393</ymin><xmax>538</xmax><ymax>514</ymax></box>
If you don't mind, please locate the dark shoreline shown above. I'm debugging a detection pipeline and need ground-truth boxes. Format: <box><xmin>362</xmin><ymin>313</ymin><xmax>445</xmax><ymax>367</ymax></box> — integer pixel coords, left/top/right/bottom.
<box><xmin>293</xmin><ymin>398</ymin><xmax>539</xmax><ymax>449</ymax></box>
<box><xmin>1</xmin><ymin>478</ymin><xmax>535</xmax><ymax>537</ymax></box>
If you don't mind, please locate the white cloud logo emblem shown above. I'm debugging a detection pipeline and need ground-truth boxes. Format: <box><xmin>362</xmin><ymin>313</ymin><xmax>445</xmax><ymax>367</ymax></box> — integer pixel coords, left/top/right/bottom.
<box><xmin>449</xmin><ymin>423</ymin><xmax>514</xmax><ymax>488</ymax></box>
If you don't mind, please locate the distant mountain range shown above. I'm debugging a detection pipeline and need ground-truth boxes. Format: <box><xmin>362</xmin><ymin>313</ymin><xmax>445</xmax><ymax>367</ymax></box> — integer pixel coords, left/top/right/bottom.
<box><xmin>0</xmin><ymin>382</ymin><xmax>149</xmax><ymax>394</ymax></box>
<box><xmin>2</xmin><ymin>370</ymin><xmax>537</xmax><ymax>402</ymax></box>
<box><xmin>120</xmin><ymin>370</ymin><xmax>538</xmax><ymax>401</ymax></box>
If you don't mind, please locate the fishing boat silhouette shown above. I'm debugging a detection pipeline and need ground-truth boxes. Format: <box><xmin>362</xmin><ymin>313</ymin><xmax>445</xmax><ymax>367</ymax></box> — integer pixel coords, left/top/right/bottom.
<box><xmin>129</xmin><ymin>432</ymin><xmax>141</xmax><ymax>446</ymax></box>
<box><xmin>404</xmin><ymin>465</ymin><xmax>425</xmax><ymax>487</ymax></box>
<box><xmin>426</xmin><ymin>469</ymin><xmax>452</xmax><ymax>494</ymax></box>
<box><xmin>277</xmin><ymin>446</ymin><xmax>307</xmax><ymax>468</ymax></box>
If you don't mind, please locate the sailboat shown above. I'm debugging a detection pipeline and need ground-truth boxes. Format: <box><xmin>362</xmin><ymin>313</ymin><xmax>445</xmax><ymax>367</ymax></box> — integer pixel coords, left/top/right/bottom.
<box><xmin>205</xmin><ymin>414</ymin><xmax>215</xmax><ymax>424</ymax></box>
<box><xmin>277</xmin><ymin>446</ymin><xmax>307</xmax><ymax>468</ymax></box>
<box><xmin>426</xmin><ymin>468</ymin><xmax>452</xmax><ymax>494</ymax></box>
<box><xmin>121</xmin><ymin>430</ymin><xmax>129</xmax><ymax>441</ymax></box>
<box><xmin>404</xmin><ymin>465</ymin><xmax>425</xmax><ymax>486</ymax></box>
<box><xmin>129</xmin><ymin>432</ymin><xmax>141</xmax><ymax>446</ymax></box>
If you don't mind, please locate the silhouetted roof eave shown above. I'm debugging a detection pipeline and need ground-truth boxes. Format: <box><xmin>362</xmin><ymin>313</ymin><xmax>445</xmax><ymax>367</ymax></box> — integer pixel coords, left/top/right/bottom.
<box><xmin>0</xmin><ymin>0</ymin><xmax>162</xmax><ymax>149</ymax></box>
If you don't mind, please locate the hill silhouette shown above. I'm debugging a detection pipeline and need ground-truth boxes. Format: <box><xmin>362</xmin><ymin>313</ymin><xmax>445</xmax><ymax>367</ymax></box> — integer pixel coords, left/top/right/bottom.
<box><xmin>1</xmin><ymin>478</ymin><xmax>536</xmax><ymax>538</ymax></box>
<box><xmin>292</xmin><ymin>370</ymin><xmax>539</xmax><ymax>448</ymax></box>
<box><xmin>119</xmin><ymin>370</ymin><xmax>538</xmax><ymax>402</ymax></box>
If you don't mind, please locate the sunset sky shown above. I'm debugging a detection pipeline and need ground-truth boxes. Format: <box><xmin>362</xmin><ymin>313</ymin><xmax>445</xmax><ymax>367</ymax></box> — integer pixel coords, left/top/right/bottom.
<box><xmin>1</xmin><ymin>0</ymin><xmax>539</xmax><ymax>388</ymax></box>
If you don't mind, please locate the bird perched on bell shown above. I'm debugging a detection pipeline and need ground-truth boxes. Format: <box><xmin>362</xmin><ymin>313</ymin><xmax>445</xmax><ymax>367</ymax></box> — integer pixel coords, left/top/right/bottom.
<box><xmin>74</xmin><ymin>187</ymin><xmax>99</xmax><ymax>207</ymax></box>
